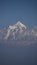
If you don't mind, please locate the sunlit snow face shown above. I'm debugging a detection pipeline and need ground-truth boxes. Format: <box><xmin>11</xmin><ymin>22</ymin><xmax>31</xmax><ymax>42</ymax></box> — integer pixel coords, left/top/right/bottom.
<box><xmin>15</xmin><ymin>21</ymin><xmax>27</xmax><ymax>29</ymax></box>
<box><xmin>4</xmin><ymin>21</ymin><xmax>27</xmax><ymax>40</ymax></box>
<box><xmin>9</xmin><ymin>21</ymin><xmax>26</xmax><ymax>30</ymax></box>
<box><xmin>9</xmin><ymin>26</ymin><xmax>16</xmax><ymax>30</ymax></box>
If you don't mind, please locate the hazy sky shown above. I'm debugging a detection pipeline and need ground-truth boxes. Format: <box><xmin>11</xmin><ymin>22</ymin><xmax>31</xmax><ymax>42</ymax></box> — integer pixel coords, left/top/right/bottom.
<box><xmin>0</xmin><ymin>0</ymin><xmax>37</xmax><ymax>27</ymax></box>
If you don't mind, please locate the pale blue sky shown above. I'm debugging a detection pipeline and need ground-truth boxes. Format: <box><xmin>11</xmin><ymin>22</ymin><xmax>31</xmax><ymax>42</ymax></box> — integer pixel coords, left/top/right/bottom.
<box><xmin>0</xmin><ymin>0</ymin><xmax>37</xmax><ymax>28</ymax></box>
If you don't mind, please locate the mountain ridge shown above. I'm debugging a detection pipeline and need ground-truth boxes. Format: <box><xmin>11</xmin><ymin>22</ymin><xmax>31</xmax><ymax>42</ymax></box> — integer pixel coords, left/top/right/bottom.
<box><xmin>0</xmin><ymin>21</ymin><xmax>37</xmax><ymax>46</ymax></box>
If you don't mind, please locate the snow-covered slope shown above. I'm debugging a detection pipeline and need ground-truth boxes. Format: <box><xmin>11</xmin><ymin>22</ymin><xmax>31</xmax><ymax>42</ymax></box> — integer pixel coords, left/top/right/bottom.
<box><xmin>0</xmin><ymin>21</ymin><xmax>37</xmax><ymax>42</ymax></box>
<box><xmin>4</xmin><ymin>21</ymin><xmax>27</xmax><ymax>40</ymax></box>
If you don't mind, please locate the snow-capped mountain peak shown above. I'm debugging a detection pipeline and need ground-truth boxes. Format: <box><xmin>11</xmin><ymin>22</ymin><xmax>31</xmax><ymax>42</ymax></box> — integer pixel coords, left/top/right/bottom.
<box><xmin>4</xmin><ymin>21</ymin><xmax>27</xmax><ymax>40</ymax></box>
<box><xmin>0</xmin><ymin>21</ymin><xmax>37</xmax><ymax>45</ymax></box>
<box><xmin>15</xmin><ymin>21</ymin><xmax>26</xmax><ymax>29</ymax></box>
<box><xmin>8</xmin><ymin>21</ymin><xmax>26</xmax><ymax>30</ymax></box>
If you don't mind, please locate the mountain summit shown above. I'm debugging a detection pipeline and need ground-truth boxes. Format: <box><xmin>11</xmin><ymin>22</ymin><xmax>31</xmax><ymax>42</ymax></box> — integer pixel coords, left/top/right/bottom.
<box><xmin>4</xmin><ymin>21</ymin><xmax>27</xmax><ymax>40</ymax></box>
<box><xmin>9</xmin><ymin>21</ymin><xmax>27</xmax><ymax>30</ymax></box>
<box><xmin>0</xmin><ymin>21</ymin><xmax>37</xmax><ymax>46</ymax></box>
<box><xmin>15</xmin><ymin>21</ymin><xmax>27</xmax><ymax>29</ymax></box>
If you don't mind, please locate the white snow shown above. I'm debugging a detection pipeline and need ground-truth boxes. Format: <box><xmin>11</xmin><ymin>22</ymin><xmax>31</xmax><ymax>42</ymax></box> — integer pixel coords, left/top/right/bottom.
<box><xmin>15</xmin><ymin>21</ymin><xmax>26</xmax><ymax>29</ymax></box>
<box><xmin>9</xmin><ymin>21</ymin><xmax>26</xmax><ymax>30</ymax></box>
<box><xmin>9</xmin><ymin>25</ymin><xmax>16</xmax><ymax>30</ymax></box>
<box><xmin>4</xmin><ymin>21</ymin><xmax>27</xmax><ymax>40</ymax></box>
<box><xmin>4</xmin><ymin>29</ymin><xmax>11</xmax><ymax>40</ymax></box>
